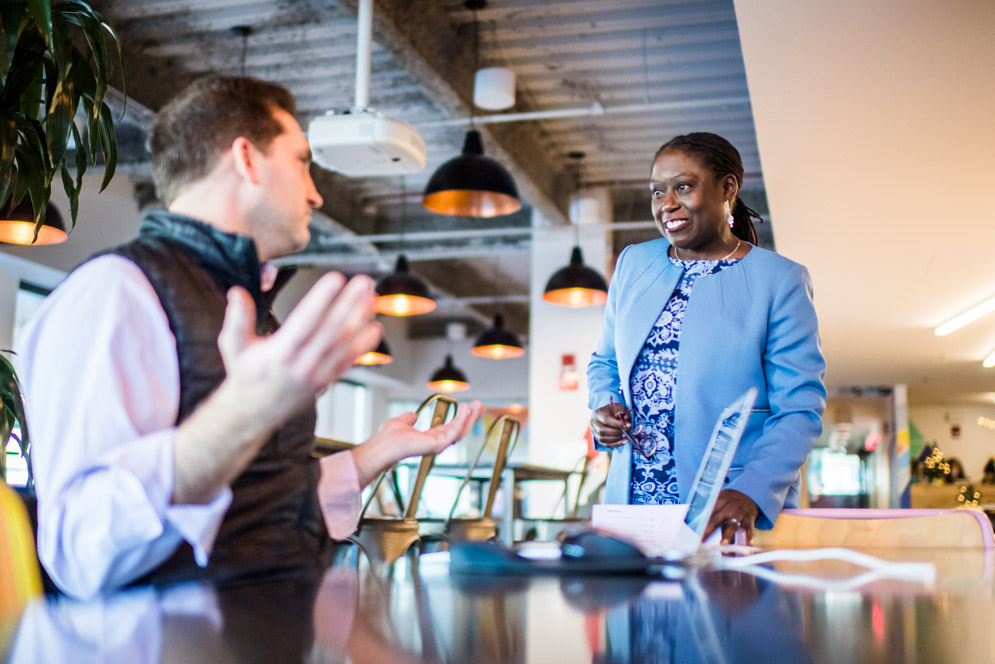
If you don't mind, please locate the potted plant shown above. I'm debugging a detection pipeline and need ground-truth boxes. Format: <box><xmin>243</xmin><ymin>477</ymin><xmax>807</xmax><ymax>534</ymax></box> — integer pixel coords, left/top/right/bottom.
<box><xmin>1</xmin><ymin>0</ymin><xmax>124</xmax><ymax>240</ymax></box>
<box><xmin>0</xmin><ymin>352</ymin><xmax>29</xmax><ymax>490</ymax></box>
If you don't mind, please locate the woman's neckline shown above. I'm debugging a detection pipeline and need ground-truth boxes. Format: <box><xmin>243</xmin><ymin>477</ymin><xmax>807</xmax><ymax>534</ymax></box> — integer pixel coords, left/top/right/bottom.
<box><xmin>668</xmin><ymin>242</ymin><xmax>752</xmax><ymax>262</ymax></box>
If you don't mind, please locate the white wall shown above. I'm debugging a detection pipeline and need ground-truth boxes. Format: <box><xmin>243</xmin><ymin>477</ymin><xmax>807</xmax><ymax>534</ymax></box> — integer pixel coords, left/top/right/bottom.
<box><xmin>909</xmin><ymin>404</ymin><xmax>995</xmax><ymax>483</ymax></box>
<box><xmin>528</xmin><ymin>222</ymin><xmax>610</xmax><ymax>470</ymax></box>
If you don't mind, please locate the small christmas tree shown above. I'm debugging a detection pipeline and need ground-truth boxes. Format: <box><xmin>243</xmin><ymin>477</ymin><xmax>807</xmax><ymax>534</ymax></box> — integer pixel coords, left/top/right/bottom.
<box><xmin>921</xmin><ymin>445</ymin><xmax>951</xmax><ymax>484</ymax></box>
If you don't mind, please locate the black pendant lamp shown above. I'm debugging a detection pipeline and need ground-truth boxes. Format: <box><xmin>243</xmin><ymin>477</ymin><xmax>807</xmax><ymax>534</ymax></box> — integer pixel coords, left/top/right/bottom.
<box><xmin>472</xmin><ymin>313</ymin><xmax>524</xmax><ymax>359</ymax></box>
<box><xmin>355</xmin><ymin>337</ymin><xmax>393</xmax><ymax>366</ymax></box>
<box><xmin>427</xmin><ymin>354</ymin><xmax>470</xmax><ymax>393</ymax></box>
<box><xmin>422</xmin><ymin>129</ymin><xmax>522</xmax><ymax>218</ymax></box>
<box><xmin>0</xmin><ymin>200</ymin><xmax>67</xmax><ymax>245</ymax></box>
<box><xmin>543</xmin><ymin>246</ymin><xmax>608</xmax><ymax>308</ymax></box>
<box><xmin>374</xmin><ymin>254</ymin><xmax>437</xmax><ymax>317</ymax></box>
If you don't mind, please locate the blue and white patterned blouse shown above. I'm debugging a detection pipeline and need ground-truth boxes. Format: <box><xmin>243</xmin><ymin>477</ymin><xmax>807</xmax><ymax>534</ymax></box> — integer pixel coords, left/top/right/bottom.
<box><xmin>628</xmin><ymin>255</ymin><xmax>740</xmax><ymax>504</ymax></box>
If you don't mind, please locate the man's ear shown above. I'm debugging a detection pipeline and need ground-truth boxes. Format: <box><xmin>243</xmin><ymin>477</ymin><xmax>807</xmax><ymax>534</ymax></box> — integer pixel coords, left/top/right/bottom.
<box><xmin>230</xmin><ymin>136</ymin><xmax>262</xmax><ymax>185</ymax></box>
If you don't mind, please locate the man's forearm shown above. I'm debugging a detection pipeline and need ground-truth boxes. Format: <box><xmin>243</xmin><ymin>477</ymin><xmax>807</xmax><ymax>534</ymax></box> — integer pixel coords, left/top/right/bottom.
<box><xmin>172</xmin><ymin>379</ymin><xmax>281</xmax><ymax>505</ymax></box>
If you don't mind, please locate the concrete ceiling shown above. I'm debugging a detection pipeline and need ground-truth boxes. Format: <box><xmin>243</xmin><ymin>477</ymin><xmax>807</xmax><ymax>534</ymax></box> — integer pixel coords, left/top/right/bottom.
<box><xmin>55</xmin><ymin>0</ymin><xmax>995</xmax><ymax>406</ymax></box>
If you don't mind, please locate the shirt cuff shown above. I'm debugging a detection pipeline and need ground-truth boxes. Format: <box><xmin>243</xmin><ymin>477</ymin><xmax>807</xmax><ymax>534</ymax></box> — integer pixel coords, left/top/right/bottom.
<box><xmin>104</xmin><ymin>428</ymin><xmax>232</xmax><ymax>567</ymax></box>
<box><xmin>317</xmin><ymin>452</ymin><xmax>362</xmax><ymax>540</ymax></box>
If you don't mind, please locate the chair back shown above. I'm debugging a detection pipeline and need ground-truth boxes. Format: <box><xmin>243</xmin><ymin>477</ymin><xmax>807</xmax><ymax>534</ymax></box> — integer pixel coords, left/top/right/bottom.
<box><xmin>754</xmin><ymin>507</ymin><xmax>995</xmax><ymax>550</ymax></box>
<box><xmin>359</xmin><ymin>393</ymin><xmax>458</xmax><ymax>520</ymax></box>
<box><xmin>444</xmin><ymin>415</ymin><xmax>520</xmax><ymax>534</ymax></box>
<box><xmin>0</xmin><ymin>483</ymin><xmax>42</xmax><ymax>623</ymax></box>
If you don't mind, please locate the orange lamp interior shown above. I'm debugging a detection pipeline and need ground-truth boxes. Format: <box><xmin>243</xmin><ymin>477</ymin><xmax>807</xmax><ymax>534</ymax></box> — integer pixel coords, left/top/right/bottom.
<box><xmin>542</xmin><ymin>287</ymin><xmax>608</xmax><ymax>308</ymax></box>
<box><xmin>426</xmin><ymin>379</ymin><xmax>470</xmax><ymax>393</ymax></box>
<box><xmin>422</xmin><ymin>190</ymin><xmax>522</xmax><ymax>218</ymax></box>
<box><xmin>471</xmin><ymin>344</ymin><xmax>525</xmax><ymax>360</ymax></box>
<box><xmin>0</xmin><ymin>220</ymin><xmax>67</xmax><ymax>246</ymax></box>
<box><xmin>374</xmin><ymin>293</ymin><xmax>437</xmax><ymax>317</ymax></box>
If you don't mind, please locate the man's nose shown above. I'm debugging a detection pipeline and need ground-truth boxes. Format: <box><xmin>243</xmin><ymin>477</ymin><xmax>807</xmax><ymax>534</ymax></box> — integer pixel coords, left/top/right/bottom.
<box><xmin>307</xmin><ymin>175</ymin><xmax>324</xmax><ymax>209</ymax></box>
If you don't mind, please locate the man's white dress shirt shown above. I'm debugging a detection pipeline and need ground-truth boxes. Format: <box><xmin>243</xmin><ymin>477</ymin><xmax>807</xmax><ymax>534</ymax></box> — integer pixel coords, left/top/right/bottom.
<box><xmin>20</xmin><ymin>255</ymin><xmax>362</xmax><ymax>599</ymax></box>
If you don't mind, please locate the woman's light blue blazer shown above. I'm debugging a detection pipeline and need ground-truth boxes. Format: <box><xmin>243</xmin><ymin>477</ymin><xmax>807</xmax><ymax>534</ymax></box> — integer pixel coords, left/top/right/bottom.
<box><xmin>587</xmin><ymin>239</ymin><xmax>827</xmax><ymax>529</ymax></box>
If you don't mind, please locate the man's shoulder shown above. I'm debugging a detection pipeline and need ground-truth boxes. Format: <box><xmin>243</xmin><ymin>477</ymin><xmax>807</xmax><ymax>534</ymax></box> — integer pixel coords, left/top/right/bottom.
<box><xmin>49</xmin><ymin>254</ymin><xmax>159</xmax><ymax>313</ymax></box>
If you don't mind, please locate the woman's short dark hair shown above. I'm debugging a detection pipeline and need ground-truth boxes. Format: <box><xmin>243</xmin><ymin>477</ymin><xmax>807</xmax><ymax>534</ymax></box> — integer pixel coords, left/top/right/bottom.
<box><xmin>653</xmin><ymin>132</ymin><xmax>762</xmax><ymax>244</ymax></box>
<box><xmin>149</xmin><ymin>76</ymin><xmax>297</xmax><ymax>205</ymax></box>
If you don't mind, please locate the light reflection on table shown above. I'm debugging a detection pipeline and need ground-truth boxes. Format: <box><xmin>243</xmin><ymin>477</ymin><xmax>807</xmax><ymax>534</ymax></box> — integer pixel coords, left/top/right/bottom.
<box><xmin>3</xmin><ymin>545</ymin><xmax>995</xmax><ymax>663</ymax></box>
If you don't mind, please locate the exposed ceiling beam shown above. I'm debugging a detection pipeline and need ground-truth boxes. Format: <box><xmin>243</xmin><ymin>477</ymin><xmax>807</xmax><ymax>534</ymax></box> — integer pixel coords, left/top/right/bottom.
<box><xmin>337</xmin><ymin>0</ymin><xmax>571</xmax><ymax>227</ymax></box>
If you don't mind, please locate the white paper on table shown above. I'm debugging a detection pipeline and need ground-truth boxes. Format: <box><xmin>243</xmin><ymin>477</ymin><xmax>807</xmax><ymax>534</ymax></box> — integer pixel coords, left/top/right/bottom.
<box><xmin>591</xmin><ymin>504</ymin><xmax>702</xmax><ymax>557</ymax></box>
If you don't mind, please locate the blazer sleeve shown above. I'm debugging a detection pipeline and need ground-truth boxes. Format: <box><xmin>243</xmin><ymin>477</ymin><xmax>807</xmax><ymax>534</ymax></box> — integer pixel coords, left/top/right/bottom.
<box><xmin>727</xmin><ymin>263</ymin><xmax>827</xmax><ymax>529</ymax></box>
<box><xmin>587</xmin><ymin>246</ymin><xmax>628</xmax><ymax>413</ymax></box>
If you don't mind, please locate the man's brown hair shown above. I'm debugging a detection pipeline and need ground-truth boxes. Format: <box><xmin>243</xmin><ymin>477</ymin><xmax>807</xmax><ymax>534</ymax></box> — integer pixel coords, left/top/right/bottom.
<box><xmin>149</xmin><ymin>76</ymin><xmax>297</xmax><ymax>205</ymax></box>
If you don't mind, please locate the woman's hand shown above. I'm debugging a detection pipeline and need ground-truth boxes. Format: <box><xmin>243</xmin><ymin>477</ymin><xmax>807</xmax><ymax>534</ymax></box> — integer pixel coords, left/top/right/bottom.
<box><xmin>591</xmin><ymin>401</ymin><xmax>631</xmax><ymax>449</ymax></box>
<box><xmin>704</xmin><ymin>489</ymin><xmax>760</xmax><ymax>545</ymax></box>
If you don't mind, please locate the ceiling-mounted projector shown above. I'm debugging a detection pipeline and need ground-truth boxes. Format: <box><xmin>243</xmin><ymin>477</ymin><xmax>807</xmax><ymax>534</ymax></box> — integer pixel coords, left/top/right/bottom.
<box><xmin>308</xmin><ymin>110</ymin><xmax>426</xmax><ymax>177</ymax></box>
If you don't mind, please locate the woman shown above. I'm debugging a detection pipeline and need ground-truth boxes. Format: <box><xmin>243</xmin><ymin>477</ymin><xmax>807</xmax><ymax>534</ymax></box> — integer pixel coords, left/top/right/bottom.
<box><xmin>587</xmin><ymin>132</ymin><xmax>826</xmax><ymax>545</ymax></box>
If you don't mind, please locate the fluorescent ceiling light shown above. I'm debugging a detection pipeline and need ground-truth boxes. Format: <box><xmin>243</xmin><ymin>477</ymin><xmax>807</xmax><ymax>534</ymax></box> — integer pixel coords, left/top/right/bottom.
<box><xmin>935</xmin><ymin>297</ymin><xmax>995</xmax><ymax>336</ymax></box>
<box><xmin>983</xmin><ymin>347</ymin><xmax>995</xmax><ymax>368</ymax></box>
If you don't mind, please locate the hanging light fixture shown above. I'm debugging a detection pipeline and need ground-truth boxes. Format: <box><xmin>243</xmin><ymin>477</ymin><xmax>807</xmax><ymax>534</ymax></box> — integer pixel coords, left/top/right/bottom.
<box><xmin>472</xmin><ymin>313</ymin><xmax>524</xmax><ymax>359</ymax></box>
<box><xmin>355</xmin><ymin>337</ymin><xmax>393</xmax><ymax>366</ymax></box>
<box><xmin>422</xmin><ymin>0</ymin><xmax>521</xmax><ymax>218</ymax></box>
<box><xmin>543</xmin><ymin>246</ymin><xmax>608</xmax><ymax>308</ymax></box>
<box><xmin>474</xmin><ymin>66</ymin><xmax>515</xmax><ymax>111</ymax></box>
<box><xmin>427</xmin><ymin>354</ymin><xmax>470</xmax><ymax>393</ymax></box>
<box><xmin>422</xmin><ymin>129</ymin><xmax>521</xmax><ymax>218</ymax></box>
<box><xmin>374</xmin><ymin>254</ymin><xmax>436</xmax><ymax>316</ymax></box>
<box><xmin>0</xmin><ymin>200</ymin><xmax>67</xmax><ymax>246</ymax></box>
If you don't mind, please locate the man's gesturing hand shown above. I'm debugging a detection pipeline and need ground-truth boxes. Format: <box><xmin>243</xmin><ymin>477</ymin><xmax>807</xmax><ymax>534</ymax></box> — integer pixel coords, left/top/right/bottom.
<box><xmin>218</xmin><ymin>272</ymin><xmax>381</xmax><ymax>427</ymax></box>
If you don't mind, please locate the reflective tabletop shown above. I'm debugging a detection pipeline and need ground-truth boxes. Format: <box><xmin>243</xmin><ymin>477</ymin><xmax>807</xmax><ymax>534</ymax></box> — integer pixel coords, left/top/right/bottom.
<box><xmin>4</xmin><ymin>544</ymin><xmax>995</xmax><ymax>663</ymax></box>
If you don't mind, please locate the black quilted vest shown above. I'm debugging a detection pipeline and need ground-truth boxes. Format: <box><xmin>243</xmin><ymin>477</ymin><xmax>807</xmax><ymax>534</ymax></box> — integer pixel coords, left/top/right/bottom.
<box><xmin>103</xmin><ymin>211</ymin><xmax>326</xmax><ymax>586</ymax></box>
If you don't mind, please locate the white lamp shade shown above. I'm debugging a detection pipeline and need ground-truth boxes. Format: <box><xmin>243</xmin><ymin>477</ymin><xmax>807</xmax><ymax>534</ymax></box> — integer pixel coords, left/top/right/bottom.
<box><xmin>474</xmin><ymin>67</ymin><xmax>516</xmax><ymax>110</ymax></box>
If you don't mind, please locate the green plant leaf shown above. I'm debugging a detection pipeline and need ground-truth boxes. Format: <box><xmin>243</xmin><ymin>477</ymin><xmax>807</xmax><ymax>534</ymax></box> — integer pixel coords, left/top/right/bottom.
<box><xmin>3</xmin><ymin>33</ymin><xmax>45</xmax><ymax>107</ymax></box>
<box><xmin>96</xmin><ymin>101</ymin><xmax>115</xmax><ymax>191</ymax></box>
<box><xmin>57</xmin><ymin>6</ymin><xmax>107</xmax><ymax>109</ymax></box>
<box><xmin>24</xmin><ymin>0</ymin><xmax>52</xmax><ymax>47</ymax></box>
<box><xmin>69</xmin><ymin>118</ymin><xmax>85</xmax><ymax>203</ymax></box>
<box><xmin>0</xmin><ymin>112</ymin><xmax>17</xmax><ymax>209</ymax></box>
<box><xmin>45</xmin><ymin>74</ymin><xmax>74</xmax><ymax>169</ymax></box>
<box><xmin>0</xmin><ymin>4</ymin><xmax>22</xmax><ymax>87</ymax></box>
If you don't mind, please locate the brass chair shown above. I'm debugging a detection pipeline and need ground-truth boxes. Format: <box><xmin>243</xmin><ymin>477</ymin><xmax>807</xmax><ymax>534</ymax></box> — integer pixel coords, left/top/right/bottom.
<box><xmin>1</xmin><ymin>483</ymin><xmax>42</xmax><ymax>653</ymax></box>
<box><xmin>350</xmin><ymin>394</ymin><xmax>458</xmax><ymax>566</ymax></box>
<box><xmin>444</xmin><ymin>415</ymin><xmax>521</xmax><ymax>542</ymax></box>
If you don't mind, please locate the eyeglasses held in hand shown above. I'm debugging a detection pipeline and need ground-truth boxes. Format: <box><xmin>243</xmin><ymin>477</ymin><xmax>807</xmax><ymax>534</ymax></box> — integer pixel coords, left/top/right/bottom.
<box><xmin>609</xmin><ymin>395</ymin><xmax>659</xmax><ymax>459</ymax></box>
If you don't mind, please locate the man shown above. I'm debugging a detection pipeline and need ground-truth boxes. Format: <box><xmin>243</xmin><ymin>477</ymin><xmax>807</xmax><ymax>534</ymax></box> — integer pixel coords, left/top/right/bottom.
<box><xmin>19</xmin><ymin>76</ymin><xmax>484</xmax><ymax>599</ymax></box>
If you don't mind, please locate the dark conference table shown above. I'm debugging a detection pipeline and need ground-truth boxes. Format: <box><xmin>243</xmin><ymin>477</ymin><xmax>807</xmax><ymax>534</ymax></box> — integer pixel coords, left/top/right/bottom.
<box><xmin>4</xmin><ymin>543</ymin><xmax>995</xmax><ymax>663</ymax></box>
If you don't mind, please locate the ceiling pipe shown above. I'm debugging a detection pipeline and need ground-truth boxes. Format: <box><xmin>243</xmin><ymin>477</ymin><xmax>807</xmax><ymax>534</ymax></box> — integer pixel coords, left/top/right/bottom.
<box><xmin>415</xmin><ymin>96</ymin><xmax>751</xmax><ymax>128</ymax></box>
<box><xmin>307</xmin><ymin>220</ymin><xmax>656</xmax><ymax>248</ymax></box>
<box><xmin>274</xmin><ymin>244</ymin><xmax>532</xmax><ymax>267</ymax></box>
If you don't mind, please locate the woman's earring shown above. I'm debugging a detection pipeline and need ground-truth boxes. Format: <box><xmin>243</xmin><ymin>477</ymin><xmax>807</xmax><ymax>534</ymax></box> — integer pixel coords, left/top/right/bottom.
<box><xmin>725</xmin><ymin>200</ymin><xmax>735</xmax><ymax>228</ymax></box>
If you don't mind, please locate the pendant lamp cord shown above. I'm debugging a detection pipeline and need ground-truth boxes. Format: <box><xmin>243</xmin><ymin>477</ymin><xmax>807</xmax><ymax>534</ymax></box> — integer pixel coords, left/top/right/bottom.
<box><xmin>470</xmin><ymin>4</ymin><xmax>480</xmax><ymax>127</ymax></box>
<box><xmin>399</xmin><ymin>175</ymin><xmax>407</xmax><ymax>252</ymax></box>
<box><xmin>232</xmin><ymin>25</ymin><xmax>252</xmax><ymax>77</ymax></box>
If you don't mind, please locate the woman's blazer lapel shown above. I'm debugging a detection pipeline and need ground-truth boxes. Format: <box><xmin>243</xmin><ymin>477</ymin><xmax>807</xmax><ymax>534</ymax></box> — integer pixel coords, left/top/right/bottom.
<box><xmin>614</xmin><ymin>248</ymin><xmax>683</xmax><ymax>402</ymax></box>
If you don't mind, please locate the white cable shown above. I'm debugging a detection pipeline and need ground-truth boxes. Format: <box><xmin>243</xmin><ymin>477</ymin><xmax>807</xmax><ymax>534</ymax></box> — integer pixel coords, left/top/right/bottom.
<box><xmin>728</xmin><ymin>564</ymin><xmax>929</xmax><ymax>593</ymax></box>
<box><xmin>708</xmin><ymin>547</ymin><xmax>936</xmax><ymax>585</ymax></box>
